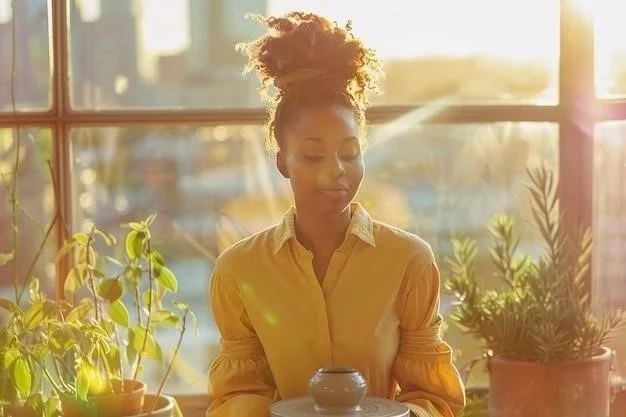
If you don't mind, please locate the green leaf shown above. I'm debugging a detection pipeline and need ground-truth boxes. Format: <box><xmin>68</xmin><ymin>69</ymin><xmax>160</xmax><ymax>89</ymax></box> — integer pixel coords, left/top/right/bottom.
<box><xmin>144</xmin><ymin>213</ymin><xmax>157</xmax><ymax>227</ymax></box>
<box><xmin>151</xmin><ymin>250</ymin><xmax>165</xmax><ymax>267</ymax></box>
<box><xmin>127</xmin><ymin>222</ymin><xmax>144</xmax><ymax>231</ymax></box>
<box><xmin>107</xmin><ymin>300</ymin><xmax>130</xmax><ymax>327</ymax></box>
<box><xmin>75</xmin><ymin>367</ymin><xmax>90</xmax><ymax>399</ymax></box>
<box><xmin>23</xmin><ymin>302</ymin><xmax>45</xmax><ymax>330</ymax></box>
<box><xmin>66</xmin><ymin>298</ymin><xmax>94</xmax><ymax>322</ymax></box>
<box><xmin>64</xmin><ymin>265</ymin><xmax>87</xmax><ymax>297</ymax></box>
<box><xmin>130</xmin><ymin>326</ymin><xmax>147</xmax><ymax>352</ymax></box>
<box><xmin>152</xmin><ymin>310</ymin><xmax>179</xmax><ymax>327</ymax></box>
<box><xmin>2</xmin><ymin>348</ymin><xmax>20</xmax><ymax>368</ymax></box>
<box><xmin>43</xmin><ymin>397</ymin><xmax>61</xmax><ymax>417</ymax></box>
<box><xmin>126</xmin><ymin>343</ymin><xmax>137</xmax><ymax>368</ymax></box>
<box><xmin>0</xmin><ymin>298</ymin><xmax>20</xmax><ymax>314</ymax></box>
<box><xmin>155</xmin><ymin>266</ymin><xmax>177</xmax><ymax>293</ymax></box>
<box><xmin>125</xmin><ymin>230</ymin><xmax>144</xmax><ymax>260</ymax></box>
<box><xmin>0</xmin><ymin>251</ymin><xmax>14</xmax><ymax>266</ymax></box>
<box><xmin>10</xmin><ymin>357</ymin><xmax>31</xmax><ymax>397</ymax></box>
<box><xmin>101</xmin><ymin>342</ymin><xmax>121</xmax><ymax>375</ymax></box>
<box><xmin>97</xmin><ymin>278</ymin><xmax>123</xmax><ymax>302</ymax></box>
<box><xmin>129</xmin><ymin>326</ymin><xmax>160</xmax><ymax>361</ymax></box>
<box><xmin>72</xmin><ymin>232</ymin><xmax>89</xmax><ymax>245</ymax></box>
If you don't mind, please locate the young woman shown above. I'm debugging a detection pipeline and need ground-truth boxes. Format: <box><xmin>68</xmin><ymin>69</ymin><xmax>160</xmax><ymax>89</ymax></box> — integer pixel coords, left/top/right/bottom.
<box><xmin>207</xmin><ymin>11</ymin><xmax>465</xmax><ymax>417</ymax></box>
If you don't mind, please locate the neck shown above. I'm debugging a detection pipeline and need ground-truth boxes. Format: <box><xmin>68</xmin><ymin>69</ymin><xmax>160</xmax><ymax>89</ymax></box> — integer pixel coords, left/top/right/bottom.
<box><xmin>294</xmin><ymin>206</ymin><xmax>352</xmax><ymax>255</ymax></box>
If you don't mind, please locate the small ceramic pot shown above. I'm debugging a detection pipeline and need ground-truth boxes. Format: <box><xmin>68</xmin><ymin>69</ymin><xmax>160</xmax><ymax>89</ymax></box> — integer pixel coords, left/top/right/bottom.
<box><xmin>308</xmin><ymin>367</ymin><xmax>368</xmax><ymax>412</ymax></box>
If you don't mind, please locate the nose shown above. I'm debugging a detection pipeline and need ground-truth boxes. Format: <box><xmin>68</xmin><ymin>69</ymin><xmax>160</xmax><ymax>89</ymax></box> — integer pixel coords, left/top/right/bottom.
<box><xmin>327</xmin><ymin>155</ymin><xmax>346</xmax><ymax>177</ymax></box>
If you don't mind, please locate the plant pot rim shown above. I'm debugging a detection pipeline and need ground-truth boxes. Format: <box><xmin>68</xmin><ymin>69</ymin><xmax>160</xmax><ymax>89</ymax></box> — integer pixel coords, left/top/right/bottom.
<box><xmin>489</xmin><ymin>345</ymin><xmax>612</xmax><ymax>367</ymax></box>
<box><xmin>60</xmin><ymin>378</ymin><xmax>147</xmax><ymax>401</ymax></box>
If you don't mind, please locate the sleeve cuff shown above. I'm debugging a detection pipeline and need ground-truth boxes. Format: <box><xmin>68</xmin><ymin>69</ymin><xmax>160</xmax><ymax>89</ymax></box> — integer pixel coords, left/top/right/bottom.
<box><xmin>404</xmin><ymin>403</ymin><xmax>431</xmax><ymax>417</ymax></box>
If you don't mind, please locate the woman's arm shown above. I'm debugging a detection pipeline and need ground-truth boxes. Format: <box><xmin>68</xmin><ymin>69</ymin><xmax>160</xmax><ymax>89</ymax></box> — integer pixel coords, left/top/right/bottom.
<box><xmin>207</xmin><ymin>260</ymin><xmax>276</xmax><ymax>417</ymax></box>
<box><xmin>392</xmin><ymin>249</ymin><xmax>466</xmax><ymax>417</ymax></box>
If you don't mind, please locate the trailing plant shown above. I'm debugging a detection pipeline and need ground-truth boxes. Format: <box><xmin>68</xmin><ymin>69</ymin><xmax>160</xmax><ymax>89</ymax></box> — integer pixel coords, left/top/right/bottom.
<box><xmin>445</xmin><ymin>166</ymin><xmax>625</xmax><ymax>363</ymax></box>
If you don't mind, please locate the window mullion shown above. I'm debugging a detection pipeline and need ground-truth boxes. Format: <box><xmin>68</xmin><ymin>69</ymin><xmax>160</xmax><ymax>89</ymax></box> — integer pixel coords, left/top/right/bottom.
<box><xmin>558</xmin><ymin>0</ymin><xmax>596</xmax><ymax>291</ymax></box>
<box><xmin>51</xmin><ymin>0</ymin><xmax>71</xmax><ymax>299</ymax></box>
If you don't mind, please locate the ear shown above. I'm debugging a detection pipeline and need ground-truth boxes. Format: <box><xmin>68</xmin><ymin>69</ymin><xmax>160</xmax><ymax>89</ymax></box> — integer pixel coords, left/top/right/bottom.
<box><xmin>276</xmin><ymin>151</ymin><xmax>289</xmax><ymax>178</ymax></box>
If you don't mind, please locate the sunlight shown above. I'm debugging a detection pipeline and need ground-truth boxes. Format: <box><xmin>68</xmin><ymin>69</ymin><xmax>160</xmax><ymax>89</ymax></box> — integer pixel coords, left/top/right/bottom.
<box><xmin>0</xmin><ymin>0</ymin><xmax>11</xmax><ymax>24</ymax></box>
<box><xmin>268</xmin><ymin>0</ymin><xmax>558</xmax><ymax>61</ymax></box>
<box><xmin>76</xmin><ymin>0</ymin><xmax>101</xmax><ymax>22</ymax></box>
<box><xmin>593</xmin><ymin>0</ymin><xmax>626</xmax><ymax>96</ymax></box>
<box><xmin>140</xmin><ymin>0</ymin><xmax>190</xmax><ymax>54</ymax></box>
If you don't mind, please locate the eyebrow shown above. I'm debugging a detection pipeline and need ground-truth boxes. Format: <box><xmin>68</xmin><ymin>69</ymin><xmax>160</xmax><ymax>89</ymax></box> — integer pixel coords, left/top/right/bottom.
<box><xmin>302</xmin><ymin>136</ymin><xmax>359</xmax><ymax>143</ymax></box>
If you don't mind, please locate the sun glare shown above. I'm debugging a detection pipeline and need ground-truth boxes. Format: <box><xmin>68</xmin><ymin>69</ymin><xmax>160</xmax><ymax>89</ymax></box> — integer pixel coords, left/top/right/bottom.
<box><xmin>268</xmin><ymin>0</ymin><xmax>559</xmax><ymax>61</ymax></box>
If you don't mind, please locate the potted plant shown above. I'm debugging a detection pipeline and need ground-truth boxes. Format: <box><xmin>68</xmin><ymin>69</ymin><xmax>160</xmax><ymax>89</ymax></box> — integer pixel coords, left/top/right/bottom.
<box><xmin>53</xmin><ymin>215</ymin><xmax>195</xmax><ymax>417</ymax></box>
<box><xmin>445</xmin><ymin>166</ymin><xmax>625</xmax><ymax>417</ymax></box>
<box><xmin>0</xmin><ymin>133</ymin><xmax>192</xmax><ymax>416</ymax></box>
<box><xmin>0</xmin><ymin>276</ymin><xmax>65</xmax><ymax>417</ymax></box>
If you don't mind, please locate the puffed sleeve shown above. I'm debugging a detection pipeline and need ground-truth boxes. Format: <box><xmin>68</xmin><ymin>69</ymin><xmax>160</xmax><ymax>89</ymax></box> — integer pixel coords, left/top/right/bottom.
<box><xmin>206</xmin><ymin>259</ymin><xmax>277</xmax><ymax>417</ymax></box>
<box><xmin>392</xmin><ymin>250</ymin><xmax>466</xmax><ymax>417</ymax></box>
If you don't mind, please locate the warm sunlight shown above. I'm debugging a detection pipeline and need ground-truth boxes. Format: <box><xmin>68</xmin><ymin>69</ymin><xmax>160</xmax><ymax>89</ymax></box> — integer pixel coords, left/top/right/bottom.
<box><xmin>0</xmin><ymin>0</ymin><xmax>11</xmax><ymax>24</ymax></box>
<box><xmin>269</xmin><ymin>0</ymin><xmax>559</xmax><ymax>61</ymax></box>
<box><xmin>592</xmin><ymin>0</ymin><xmax>626</xmax><ymax>96</ymax></box>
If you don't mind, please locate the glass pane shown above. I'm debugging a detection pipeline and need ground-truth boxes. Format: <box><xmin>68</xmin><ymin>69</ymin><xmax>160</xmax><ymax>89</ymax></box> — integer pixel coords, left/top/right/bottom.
<box><xmin>0</xmin><ymin>0</ymin><xmax>52</xmax><ymax>111</ymax></box>
<box><xmin>594</xmin><ymin>122</ymin><xmax>626</xmax><ymax>374</ymax></box>
<box><xmin>71</xmin><ymin>121</ymin><xmax>557</xmax><ymax>393</ymax></box>
<box><xmin>0</xmin><ymin>128</ymin><xmax>55</xmax><ymax>302</ymax></box>
<box><xmin>595</xmin><ymin>1</ymin><xmax>626</xmax><ymax>97</ymax></box>
<box><xmin>67</xmin><ymin>0</ymin><xmax>559</xmax><ymax>109</ymax></box>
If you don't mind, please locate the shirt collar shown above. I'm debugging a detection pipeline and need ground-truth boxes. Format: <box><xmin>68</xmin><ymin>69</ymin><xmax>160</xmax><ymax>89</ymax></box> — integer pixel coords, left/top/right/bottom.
<box><xmin>272</xmin><ymin>202</ymin><xmax>376</xmax><ymax>254</ymax></box>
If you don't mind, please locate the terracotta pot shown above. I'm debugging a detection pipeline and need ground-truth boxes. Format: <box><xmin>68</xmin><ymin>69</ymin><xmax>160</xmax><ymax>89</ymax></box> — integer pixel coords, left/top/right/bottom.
<box><xmin>2</xmin><ymin>403</ymin><xmax>38</xmax><ymax>417</ymax></box>
<box><xmin>611</xmin><ymin>381</ymin><xmax>626</xmax><ymax>417</ymax></box>
<box><xmin>489</xmin><ymin>346</ymin><xmax>613</xmax><ymax>417</ymax></box>
<box><xmin>308</xmin><ymin>367</ymin><xmax>368</xmax><ymax>412</ymax></box>
<box><xmin>60</xmin><ymin>379</ymin><xmax>146</xmax><ymax>417</ymax></box>
<box><xmin>133</xmin><ymin>394</ymin><xmax>176</xmax><ymax>417</ymax></box>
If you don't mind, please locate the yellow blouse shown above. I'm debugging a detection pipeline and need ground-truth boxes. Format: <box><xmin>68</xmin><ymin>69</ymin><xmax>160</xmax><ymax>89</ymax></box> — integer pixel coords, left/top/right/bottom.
<box><xmin>207</xmin><ymin>203</ymin><xmax>465</xmax><ymax>417</ymax></box>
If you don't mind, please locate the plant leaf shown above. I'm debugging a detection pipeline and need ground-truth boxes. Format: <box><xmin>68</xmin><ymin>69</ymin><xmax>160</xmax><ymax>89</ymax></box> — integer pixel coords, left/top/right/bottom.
<box><xmin>75</xmin><ymin>366</ymin><xmax>90</xmax><ymax>399</ymax></box>
<box><xmin>125</xmin><ymin>230</ymin><xmax>144</xmax><ymax>259</ymax></box>
<box><xmin>107</xmin><ymin>300</ymin><xmax>130</xmax><ymax>327</ymax></box>
<box><xmin>23</xmin><ymin>302</ymin><xmax>45</xmax><ymax>330</ymax></box>
<box><xmin>97</xmin><ymin>278</ymin><xmax>123</xmax><ymax>302</ymax></box>
<box><xmin>0</xmin><ymin>298</ymin><xmax>20</xmax><ymax>314</ymax></box>
<box><xmin>10</xmin><ymin>357</ymin><xmax>31</xmax><ymax>397</ymax></box>
<box><xmin>155</xmin><ymin>266</ymin><xmax>177</xmax><ymax>293</ymax></box>
<box><xmin>66</xmin><ymin>298</ymin><xmax>93</xmax><ymax>322</ymax></box>
<box><xmin>152</xmin><ymin>310</ymin><xmax>179</xmax><ymax>327</ymax></box>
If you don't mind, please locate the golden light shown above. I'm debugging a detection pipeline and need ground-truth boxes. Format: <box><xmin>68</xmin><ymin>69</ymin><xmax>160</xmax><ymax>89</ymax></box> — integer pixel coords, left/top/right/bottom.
<box><xmin>269</xmin><ymin>0</ymin><xmax>559</xmax><ymax>61</ymax></box>
<box><xmin>140</xmin><ymin>0</ymin><xmax>190</xmax><ymax>54</ymax></box>
<box><xmin>0</xmin><ymin>0</ymin><xmax>11</xmax><ymax>24</ymax></box>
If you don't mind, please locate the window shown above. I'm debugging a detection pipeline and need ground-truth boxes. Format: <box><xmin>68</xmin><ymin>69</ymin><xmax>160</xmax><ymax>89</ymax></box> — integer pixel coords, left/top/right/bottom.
<box><xmin>1</xmin><ymin>0</ymin><xmax>625</xmax><ymax>394</ymax></box>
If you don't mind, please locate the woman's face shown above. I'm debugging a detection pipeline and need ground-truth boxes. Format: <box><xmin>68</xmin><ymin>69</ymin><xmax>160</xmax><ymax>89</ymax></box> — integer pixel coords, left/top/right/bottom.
<box><xmin>277</xmin><ymin>105</ymin><xmax>364</xmax><ymax>216</ymax></box>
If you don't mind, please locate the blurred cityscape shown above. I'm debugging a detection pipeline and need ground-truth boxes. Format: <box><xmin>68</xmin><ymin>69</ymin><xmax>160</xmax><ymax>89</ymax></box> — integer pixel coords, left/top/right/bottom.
<box><xmin>0</xmin><ymin>0</ymin><xmax>625</xmax><ymax>392</ymax></box>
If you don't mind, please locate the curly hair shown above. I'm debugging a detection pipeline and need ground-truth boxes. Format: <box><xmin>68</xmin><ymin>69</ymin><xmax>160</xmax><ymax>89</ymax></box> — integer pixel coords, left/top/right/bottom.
<box><xmin>236</xmin><ymin>11</ymin><xmax>382</xmax><ymax>152</ymax></box>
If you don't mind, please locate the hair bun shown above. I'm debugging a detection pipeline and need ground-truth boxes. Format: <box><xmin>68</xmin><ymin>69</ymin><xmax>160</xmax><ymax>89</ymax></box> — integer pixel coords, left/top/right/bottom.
<box><xmin>274</xmin><ymin>69</ymin><xmax>346</xmax><ymax>92</ymax></box>
<box><xmin>237</xmin><ymin>11</ymin><xmax>381</xmax><ymax>106</ymax></box>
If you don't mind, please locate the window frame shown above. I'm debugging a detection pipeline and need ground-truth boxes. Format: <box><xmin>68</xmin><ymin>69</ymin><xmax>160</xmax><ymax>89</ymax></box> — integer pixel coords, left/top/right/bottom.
<box><xmin>1</xmin><ymin>0</ymin><xmax>626</xmax><ymax>297</ymax></box>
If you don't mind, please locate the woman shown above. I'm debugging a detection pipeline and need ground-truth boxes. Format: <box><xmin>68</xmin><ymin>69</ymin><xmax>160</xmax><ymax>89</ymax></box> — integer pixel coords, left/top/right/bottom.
<box><xmin>207</xmin><ymin>11</ymin><xmax>465</xmax><ymax>417</ymax></box>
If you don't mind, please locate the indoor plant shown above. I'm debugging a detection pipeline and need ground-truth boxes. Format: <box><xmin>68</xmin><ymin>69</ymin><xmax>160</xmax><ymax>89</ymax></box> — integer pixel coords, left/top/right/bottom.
<box><xmin>445</xmin><ymin>165</ymin><xmax>625</xmax><ymax>417</ymax></box>
<box><xmin>0</xmin><ymin>135</ymin><xmax>192</xmax><ymax>416</ymax></box>
<box><xmin>53</xmin><ymin>215</ymin><xmax>195</xmax><ymax>417</ymax></box>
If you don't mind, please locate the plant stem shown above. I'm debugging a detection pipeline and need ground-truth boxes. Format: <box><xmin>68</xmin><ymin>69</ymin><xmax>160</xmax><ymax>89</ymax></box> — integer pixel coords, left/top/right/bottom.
<box><xmin>132</xmin><ymin>239</ymin><xmax>154</xmax><ymax>381</ymax></box>
<box><xmin>86</xmin><ymin>227</ymin><xmax>100</xmax><ymax>322</ymax></box>
<box><xmin>151</xmin><ymin>312</ymin><xmax>188</xmax><ymax>412</ymax></box>
<box><xmin>113</xmin><ymin>328</ymin><xmax>125</xmax><ymax>384</ymax></box>
<box><xmin>9</xmin><ymin>0</ymin><xmax>20</xmax><ymax>305</ymax></box>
